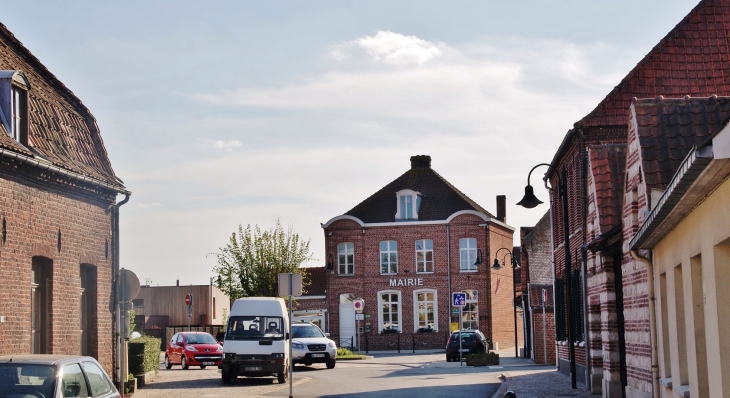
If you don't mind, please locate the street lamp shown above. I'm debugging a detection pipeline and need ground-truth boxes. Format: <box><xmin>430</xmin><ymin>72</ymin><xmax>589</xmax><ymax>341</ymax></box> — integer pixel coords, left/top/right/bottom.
<box><xmin>517</xmin><ymin>162</ymin><xmax>577</xmax><ymax>389</ymax></box>
<box><xmin>492</xmin><ymin>247</ymin><xmax>521</xmax><ymax>358</ymax></box>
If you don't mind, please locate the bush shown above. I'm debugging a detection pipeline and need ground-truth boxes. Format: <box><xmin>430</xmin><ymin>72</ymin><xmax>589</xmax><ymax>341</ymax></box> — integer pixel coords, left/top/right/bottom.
<box><xmin>337</xmin><ymin>347</ymin><xmax>353</xmax><ymax>356</ymax></box>
<box><xmin>128</xmin><ymin>335</ymin><xmax>161</xmax><ymax>376</ymax></box>
<box><xmin>465</xmin><ymin>351</ymin><xmax>499</xmax><ymax>366</ymax></box>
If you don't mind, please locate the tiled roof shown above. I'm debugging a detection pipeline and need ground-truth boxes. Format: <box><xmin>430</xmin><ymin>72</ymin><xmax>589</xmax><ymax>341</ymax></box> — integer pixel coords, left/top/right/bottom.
<box><xmin>576</xmin><ymin>0</ymin><xmax>730</xmax><ymax>129</ymax></box>
<box><xmin>304</xmin><ymin>266</ymin><xmax>326</xmax><ymax>296</ymax></box>
<box><xmin>528</xmin><ymin>284</ymin><xmax>553</xmax><ymax>308</ymax></box>
<box><xmin>634</xmin><ymin>96</ymin><xmax>730</xmax><ymax>190</ymax></box>
<box><xmin>0</xmin><ymin>23</ymin><xmax>123</xmax><ymax>190</ymax></box>
<box><xmin>344</xmin><ymin>157</ymin><xmax>493</xmax><ymax>223</ymax></box>
<box><xmin>589</xmin><ymin>144</ymin><xmax>626</xmax><ymax>234</ymax></box>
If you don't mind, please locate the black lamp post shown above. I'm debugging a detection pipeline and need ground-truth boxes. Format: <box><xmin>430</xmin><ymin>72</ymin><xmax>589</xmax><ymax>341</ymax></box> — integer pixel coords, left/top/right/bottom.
<box><xmin>492</xmin><ymin>247</ymin><xmax>521</xmax><ymax>358</ymax></box>
<box><xmin>517</xmin><ymin>163</ymin><xmax>577</xmax><ymax>389</ymax></box>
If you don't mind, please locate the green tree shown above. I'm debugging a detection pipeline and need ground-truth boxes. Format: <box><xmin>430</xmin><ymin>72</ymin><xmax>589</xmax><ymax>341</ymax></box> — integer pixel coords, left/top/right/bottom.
<box><xmin>213</xmin><ymin>220</ymin><xmax>312</xmax><ymax>299</ymax></box>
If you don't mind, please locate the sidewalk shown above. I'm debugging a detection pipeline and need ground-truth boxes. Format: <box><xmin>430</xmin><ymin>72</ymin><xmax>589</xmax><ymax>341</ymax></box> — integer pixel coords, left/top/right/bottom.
<box><xmin>490</xmin><ymin>353</ymin><xmax>594</xmax><ymax>398</ymax></box>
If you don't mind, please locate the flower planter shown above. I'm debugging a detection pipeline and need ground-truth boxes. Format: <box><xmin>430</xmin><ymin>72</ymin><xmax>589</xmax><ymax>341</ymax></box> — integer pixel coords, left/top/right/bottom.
<box><xmin>465</xmin><ymin>352</ymin><xmax>499</xmax><ymax>366</ymax></box>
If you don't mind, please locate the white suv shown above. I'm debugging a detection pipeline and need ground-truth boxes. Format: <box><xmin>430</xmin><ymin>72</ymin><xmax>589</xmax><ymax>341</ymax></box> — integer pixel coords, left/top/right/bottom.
<box><xmin>291</xmin><ymin>323</ymin><xmax>337</xmax><ymax>369</ymax></box>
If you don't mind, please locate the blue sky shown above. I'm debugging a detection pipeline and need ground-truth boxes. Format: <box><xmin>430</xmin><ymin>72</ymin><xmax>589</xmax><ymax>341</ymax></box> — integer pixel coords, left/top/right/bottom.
<box><xmin>2</xmin><ymin>1</ymin><xmax>697</xmax><ymax>285</ymax></box>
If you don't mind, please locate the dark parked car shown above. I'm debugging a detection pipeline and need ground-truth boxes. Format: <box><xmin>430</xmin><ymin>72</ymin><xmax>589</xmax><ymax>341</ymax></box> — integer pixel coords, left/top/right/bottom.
<box><xmin>0</xmin><ymin>355</ymin><xmax>120</xmax><ymax>398</ymax></box>
<box><xmin>445</xmin><ymin>330</ymin><xmax>488</xmax><ymax>362</ymax></box>
<box><xmin>166</xmin><ymin>331</ymin><xmax>223</xmax><ymax>369</ymax></box>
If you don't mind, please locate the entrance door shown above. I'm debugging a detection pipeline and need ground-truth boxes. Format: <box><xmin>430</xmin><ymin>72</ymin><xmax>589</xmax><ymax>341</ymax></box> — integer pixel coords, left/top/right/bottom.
<box><xmin>339</xmin><ymin>294</ymin><xmax>356</xmax><ymax>349</ymax></box>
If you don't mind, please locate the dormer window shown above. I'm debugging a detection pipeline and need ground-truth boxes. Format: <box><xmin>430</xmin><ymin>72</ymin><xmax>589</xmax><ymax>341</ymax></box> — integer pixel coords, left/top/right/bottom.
<box><xmin>0</xmin><ymin>70</ymin><xmax>30</xmax><ymax>146</ymax></box>
<box><xmin>395</xmin><ymin>189</ymin><xmax>421</xmax><ymax>220</ymax></box>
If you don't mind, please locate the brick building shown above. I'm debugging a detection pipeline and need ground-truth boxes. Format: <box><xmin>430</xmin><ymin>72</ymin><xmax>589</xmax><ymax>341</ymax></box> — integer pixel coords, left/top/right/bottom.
<box><xmin>540</xmin><ymin>1</ymin><xmax>730</xmax><ymax>396</ymax></box>
<box><xmin>0</xmin><ymin>22</ymin><xmax>128</xmax><ymax>377</ymax></box>
<box><xmin>320</xmin><ymin>155</ymin><xmax>517</xmax><ymax>351</ymax></box>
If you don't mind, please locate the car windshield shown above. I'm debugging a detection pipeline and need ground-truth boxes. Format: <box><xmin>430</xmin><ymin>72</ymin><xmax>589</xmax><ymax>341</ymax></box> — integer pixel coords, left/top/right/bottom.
<box><xmin>292</xmin><ymin>325</ymin><xmax>324</xmax><ymax>339</ymax></box>
<box><xmin>185</xmin><ymin>333</ymin><xmax>217</xmax><ymax>344</ymax></box>
<box><xmin>450</xmin><ymin>332</ymin><xmax>477</xmax><ymax>346</ymax></box>
<box><xmin>226</xmin><ymin>316</ymin><xmax>284</xmax><ymax>340</ymax></box>
<box><xmin>0</xmin><ymin>363</ymin><xmax>56</xmax><ymax>397</ymax></box>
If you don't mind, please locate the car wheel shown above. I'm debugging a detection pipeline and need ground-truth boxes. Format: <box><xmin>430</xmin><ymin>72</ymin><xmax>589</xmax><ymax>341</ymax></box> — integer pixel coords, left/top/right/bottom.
<box><xmin>278</xmin><ymin>366</ymin><xmax>288</xmax><ymax>384</ymax></box>
<box><xmin>326</xmin><ymin>359</ymin><xmax>336</xmax><ymax>369</ymax></box>
<box><xmin>200</xmin><ymin>365</ymin><xmax>207</xmax><ymax>369</ymax></box>
<box><xmin>222</xmin><ymin>368</ymin><xmax>231</xmax><ymax>384</ymax></box>
<box><xmin>446</xmin><ymin>356</ymin><xmax>451</xmax><ymax>362</ymax></box>
<box><xmin>165</xmin><ymin>355</ymin><xmax>172</xmax><ymax>369</ymax></box>
<box><xmin>182</xmin><ymin>356</ymin><xmax>189</xmax><ymax>370</ymax></box>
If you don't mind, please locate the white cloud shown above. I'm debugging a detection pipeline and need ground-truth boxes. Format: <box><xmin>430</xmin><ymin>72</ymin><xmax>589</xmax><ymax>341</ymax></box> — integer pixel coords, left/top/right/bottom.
<box><xmin>200</xmin><ymin>139</ymin><xmax>243</xmax><ymax>151</ymax></box>
<box><xmin>332</xmin><ymin>30</ymin><xmax>444</xmax><ymax>66</ymax></box>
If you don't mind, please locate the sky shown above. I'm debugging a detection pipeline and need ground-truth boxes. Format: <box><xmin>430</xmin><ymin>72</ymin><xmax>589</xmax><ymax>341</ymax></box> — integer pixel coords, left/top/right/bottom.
<box><xmin>1</xmin><ymin>1</ymin><xmax>698</xmax><ymax>286</ymax></box>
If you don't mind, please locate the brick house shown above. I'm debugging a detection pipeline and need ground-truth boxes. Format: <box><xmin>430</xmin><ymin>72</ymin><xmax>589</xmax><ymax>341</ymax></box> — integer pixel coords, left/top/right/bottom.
<box><xmin>0</xmin><ymin>22</ymin><xmax>128</xmax><ymax>377</ymax></box>
<box><xmin>624</xmin><ymin>96</ymin><xmax>730</xmax><ymax>397</ymax></box>
<box><xmin>320</xmin><ymin>155</ymin><xmax>517</xmax><ymax>351</ymax></box>
<box><xmin>541</xmin><ymin>1</ymin><xmax>730</xmax><ymax>396</ymax></box>
<box><xmin>520</xmin><ymin>211</ymin><xmax>556</xmax><ymax>364</ymax></box>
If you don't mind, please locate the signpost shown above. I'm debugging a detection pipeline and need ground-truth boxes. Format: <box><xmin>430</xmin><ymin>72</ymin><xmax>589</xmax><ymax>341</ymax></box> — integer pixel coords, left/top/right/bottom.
<box><xmin>185</xmin><ymin>293</ymin><xmax>193</xmax><ymax>331</ymax></box>
<box><xmin>353</xmin><ymin>299</ymin><xmax>364</xmax><ymax>354</ymax></box>
<box><xmin>279</xmin><ymin>273</ymin><xmax>302</xmax><ymax>398</ymax></box>
<box><xmin>118</xmin><ymin>268</ymin><xmax>140</xmax><ymax>398</ymax></box>
<box><xmin>452</xmin><ymin>292</ymin><xmax>466</xmax><ymax>365</ymax></box>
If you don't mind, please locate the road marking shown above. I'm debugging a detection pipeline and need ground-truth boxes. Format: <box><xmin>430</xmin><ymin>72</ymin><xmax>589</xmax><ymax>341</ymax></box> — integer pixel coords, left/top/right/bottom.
<box><xmin>250</xmin><ymin>376</ymin><xmax>312</xmax><ymax>395</ymax></box>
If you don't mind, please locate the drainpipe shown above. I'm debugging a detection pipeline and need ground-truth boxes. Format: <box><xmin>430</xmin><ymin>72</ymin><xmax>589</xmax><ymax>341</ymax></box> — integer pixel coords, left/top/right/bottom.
<box><xmin>631</xmin><ymin>249</ymin><xmax>659</xmax><ymax>398</ymax></box>
<box><xmin>446</xmin><ymin>225</ymin><xmax>451</xmax><ymax>331</ymax></box>
<box><xmin>580</xmin><ymin>244</ymin><xmax>591</xmax><ymax>392</ymax></box>
<box><xmin>112</xmin><ymin>193</ymin><xmax>131</xmax><ymax>389</ymax></box>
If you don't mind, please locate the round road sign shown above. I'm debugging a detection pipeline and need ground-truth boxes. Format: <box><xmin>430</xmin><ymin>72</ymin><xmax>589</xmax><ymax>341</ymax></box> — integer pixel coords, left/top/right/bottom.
<box><xmin>353</xmin><ymin>299</ymin><xmax>364</xmax><ymax>312</ymax></box>
<box><xmin>119</xmin><ymin>268</ymin><xmax>140</xmax><ymax>303</ymax></box>
<box><xmin>185</xmin><ymin>294</ymin><xmax>192</xmax><ymax>306</ymax></box>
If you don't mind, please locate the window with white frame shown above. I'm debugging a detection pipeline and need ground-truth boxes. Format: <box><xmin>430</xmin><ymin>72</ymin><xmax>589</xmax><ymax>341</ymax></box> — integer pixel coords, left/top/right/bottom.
<box><xmin>380</xmin><ymin>241</ymin><xmax>398</xmax><ymax>274</ymax></box>
<box><xmin>395</xmin><ymin>189</ymin><xmax>422</xmax><ymax>220</ymax></box>
<box><xmin>459</xmin><ymin>238</ymin><xmax>477</xmax><ymax>271</ymax></box>
<box><xmin>413</xmin><ymin>289</ymin><xmax>437</xmax><ymax>331</ymax></box>
<box><xmin>462</xmin><ymin>289</ymin><xmax>479</xmax><ymax>329</ymax></box>
<box><xmin>415</xmin><ymin>239</ymin><xmax>434</xmax><ymax>273</ymax></box>
<box><xmin>338</xmin><ymin>242</ymin><xmax>354</xmax><ymax>275</ymax></box>
<box><xmin>378</xmin><ymin>291</ymin><xmax>401</xmax><ymax>332</ymax></box>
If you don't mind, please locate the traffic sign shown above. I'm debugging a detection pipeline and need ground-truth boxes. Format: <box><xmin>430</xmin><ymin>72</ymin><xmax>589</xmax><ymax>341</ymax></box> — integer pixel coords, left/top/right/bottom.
<box><xmin>451</xmin><ymin>309</ymin><xmax>460</xmax><ymax>314</ymax></box>
<box><xmin>452</xmin><ymin>292</ymin><xmax>466</xmax><ymax>307</ymax></box>
<box><xmin>353</xmin><ymin>299</ymin><xmax>364</xmax><ymax>313</ymax></box>
<box><xmin>185</xmin><ymin>294</ymin><xmax>192</xmax><ymax>306</ymax></box>
<box><xmin>118</xmin><ymin>268</ymin><xmax>140</xmax><ymax>303</ymax></box>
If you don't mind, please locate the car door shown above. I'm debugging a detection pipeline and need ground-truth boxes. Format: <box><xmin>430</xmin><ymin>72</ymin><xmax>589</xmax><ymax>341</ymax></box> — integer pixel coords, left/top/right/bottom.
<box><xmin>61</xmin><ymin>363</ymin><xmax>90</xmax><ymax>398</ymax></box>
<box><xmin>175</xmin><ymin>334</ymin><xmax>184</xmax><ymax>363</ymax></box>
<box><xmin>81</xmin><ymin>361</ymin><xmax>117</xmax><ymax>398</ymax></box>
<box><xmin>168</xmin><ymin>334</ymin><xmax>177</xmax><ymax>363</ymax></box>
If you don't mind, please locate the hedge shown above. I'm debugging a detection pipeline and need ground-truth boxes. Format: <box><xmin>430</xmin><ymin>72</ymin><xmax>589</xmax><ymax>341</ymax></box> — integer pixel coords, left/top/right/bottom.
<box><xmin>128</xmin><ymin>336</ymin><xmax>161</xmax><ymax>376</ymax></box>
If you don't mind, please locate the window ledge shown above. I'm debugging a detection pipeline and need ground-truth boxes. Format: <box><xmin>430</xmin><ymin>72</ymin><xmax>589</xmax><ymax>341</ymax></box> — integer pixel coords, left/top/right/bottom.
<box><xmin>416</xmin><ymin>272</ymin><xmax>434</xmax><ymax>275</ymax></box>
<box><xmin>459</xmin><ymin>270</ymin><xmax>478</xmax><ymax>273</ymax></box>
<box><xmin>338</xmin><ymin>274</ymin><xmax>355</xmax><ymax>277</ymax></box>
<box><xmin>660</xmin><ymin>377</ymin><xmax>672</xmax><ymax>388</ymax></box>
<box><xmin>673</xmin><ymin>384</ymin><xmax>689</xmax><ymax>397</ymax></box>
<box><xmin>380</xmin><ymin>273</ymin><xmax>398</xmax><ymax>276</ymax></box>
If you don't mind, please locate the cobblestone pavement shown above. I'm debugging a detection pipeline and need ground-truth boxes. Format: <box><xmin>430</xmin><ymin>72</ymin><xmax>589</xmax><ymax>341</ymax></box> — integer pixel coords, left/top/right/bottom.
<box><xmin>491</xmin><ymin>366</ymin><xmax>594</xmax><ymax>398</ymax></box>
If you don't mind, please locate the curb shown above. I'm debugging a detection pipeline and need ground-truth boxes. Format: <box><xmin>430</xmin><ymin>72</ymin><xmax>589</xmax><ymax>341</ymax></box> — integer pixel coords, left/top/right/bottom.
<box><xmin>490</xmin><ymin>372</ymin><xmax>511</xmax><ymax>398</ymax></box>
<box><xmin>337</xmin><ymin>356</ymin><xmax>374</xmax><ymax>361</ymax></box>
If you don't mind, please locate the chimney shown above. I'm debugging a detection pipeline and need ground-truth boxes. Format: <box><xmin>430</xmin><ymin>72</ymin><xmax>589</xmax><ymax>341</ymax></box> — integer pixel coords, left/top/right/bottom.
<box><xmin>410</xmin><ymin>155</ymin><xmax>431</xmax><ymax>169</ymax></box>
<box><xmin>176</xmin><ymin>279</ymin><xmax>179</xmax><ymax>286</ymax></box>
<box><xmin>496</xmin><ymin>195</ymin><xmax>506</xmax><ymax>222</ymax></box>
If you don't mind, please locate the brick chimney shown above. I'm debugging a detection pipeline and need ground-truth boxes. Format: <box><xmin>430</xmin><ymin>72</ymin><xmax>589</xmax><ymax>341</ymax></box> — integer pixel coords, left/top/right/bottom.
<box><xmin>496</xmin><ymin>195</ymin><xmax>506</xmax><ymax>222</ymax></box>
<box><xmin>410</xmin><ymin>155</ymin><xmax>431</xmax><ymax>169</ymax></box>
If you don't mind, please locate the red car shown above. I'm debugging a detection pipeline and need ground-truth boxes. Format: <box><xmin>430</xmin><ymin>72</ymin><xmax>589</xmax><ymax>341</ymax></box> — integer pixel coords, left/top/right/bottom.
<box><xmin>165</xmin><ymin>332</ymin><xmax>223</xmax><ymax>369</ymax></box>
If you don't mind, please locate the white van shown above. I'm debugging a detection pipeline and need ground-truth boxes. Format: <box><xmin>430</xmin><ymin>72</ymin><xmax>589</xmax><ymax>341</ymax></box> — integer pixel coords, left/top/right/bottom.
<box><xmin>221</xmin><ymin>297</ymin><xmax>289</xmax><ymax>384</ymax></box>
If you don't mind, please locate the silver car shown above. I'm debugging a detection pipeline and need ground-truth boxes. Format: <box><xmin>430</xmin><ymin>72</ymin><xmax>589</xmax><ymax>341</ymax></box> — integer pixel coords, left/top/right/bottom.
<box><xmin>0</xmin><ymin>355</ymin><xmax>120</xmax><ymax>398</ymax></box>
<box><xmin>290</xmin><ymin>323</ymin><xmax>337</xmax><ymax>369</ymax></box>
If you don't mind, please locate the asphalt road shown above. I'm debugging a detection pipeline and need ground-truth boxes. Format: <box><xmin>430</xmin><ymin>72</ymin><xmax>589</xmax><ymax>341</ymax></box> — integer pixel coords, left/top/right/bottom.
<box><xmin>130</xmin><ymin>352</ymin><xmax>502</xmax><ymax>398</ymax></box>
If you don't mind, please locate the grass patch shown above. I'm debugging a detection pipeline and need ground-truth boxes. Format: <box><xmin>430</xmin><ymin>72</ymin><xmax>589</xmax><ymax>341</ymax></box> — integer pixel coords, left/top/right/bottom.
<box><xmin>337</xmin><ymin>354</ymin><xmax>368</xmax><ymax>360</ymax></box>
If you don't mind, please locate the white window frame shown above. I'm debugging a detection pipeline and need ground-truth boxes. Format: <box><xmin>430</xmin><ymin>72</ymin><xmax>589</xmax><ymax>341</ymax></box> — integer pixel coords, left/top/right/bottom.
<box><xmin>415</xmin><ymin>239</ymin><xmax>434</xmax><ymax>273</ymax></box>
<box><xmin>338</xmin><ymin>242</ymin><xmax>354</xmax><ymax>275</ymax></box>
<box><xmin>379</xmin><ymin>240</ymin><xmax>398</xmax><ymax>275</ymax></box>
<box><xmin>413</xmin><ymin>289</ymin><xmax>438</xmax><ymax>332</ymax></box>
<box><xmin>377</xmin><ymin>290</ymin><xmax>401</xmax><ymax>333</ymax></box>
<box><xmin>459</xmin><ymin>238</ymin><xmax>478</xmax><ymax>272</ymax></box>
<box><xmin>395</xmin><ymin>189</ymin><xmax>421</xmax><ymax>220</ymax></box>
<box><xmin>462</xmin><ymin>289</ymin><xmax>479</xmax><ymax>330</ymax></box>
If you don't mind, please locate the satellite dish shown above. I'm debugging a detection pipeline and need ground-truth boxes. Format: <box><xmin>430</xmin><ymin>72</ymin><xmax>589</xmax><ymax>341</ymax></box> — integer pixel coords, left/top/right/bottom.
<box><xmin>119</xmin><ymin>268</ymin><xmax>141</xmax><ymax>303</ymax></box>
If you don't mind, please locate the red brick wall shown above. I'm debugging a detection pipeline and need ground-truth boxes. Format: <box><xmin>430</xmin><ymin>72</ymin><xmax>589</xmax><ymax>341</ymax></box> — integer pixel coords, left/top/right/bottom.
<box><xmin>0</xmin><ymin>162</ymin><xmax>115</xmax><ymax>373</ymax></box>
<box><xmin>323</xmin><ymin>213</ymin><xmax>517</xmax><ymax>350</ymax></box>
<box><xmin>532</xmin><ymin>311</ymin><xmax>556</xmax><ymax>364</ymax></box>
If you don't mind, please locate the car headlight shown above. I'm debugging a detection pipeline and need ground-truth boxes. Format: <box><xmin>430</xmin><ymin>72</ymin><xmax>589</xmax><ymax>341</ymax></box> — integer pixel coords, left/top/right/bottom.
<box><xmin>327</xmin><ymin>341</ymin><xmax>336</xmax><ymax>349</ymax></box>
<box><xmin>271</xmin><ymin>353</ymin><xmax>285</xmax><ymax>360</ymax></box>
<box><xmin>216</xmin><ymin>345</ymin><xmax>223</xmax><ymax>352</ymax></box>
<box><xmin>292</xmin><ymin>342</ymin><xmax>305</xmax><ymax>349</ymax></box>
<box><xmin>185</xmin><ymin>346</ymin><xmax>198</xmax><ymax>351</ymax></box>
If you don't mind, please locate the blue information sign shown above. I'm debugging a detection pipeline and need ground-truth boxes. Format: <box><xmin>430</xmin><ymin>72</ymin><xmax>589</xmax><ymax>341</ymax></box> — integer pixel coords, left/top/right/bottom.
<box><xmin>452</xmin><ymin>292</ymin><xmax>466</xmax><ymax>307</ymax></box>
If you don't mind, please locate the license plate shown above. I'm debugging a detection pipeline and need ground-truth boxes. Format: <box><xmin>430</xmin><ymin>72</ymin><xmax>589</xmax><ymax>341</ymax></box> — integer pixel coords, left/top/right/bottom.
<box><xmin>245</xmin><ymin>366</ymin><xmax>262</xmax><ymax>371</ymax></box>
<box><xmin>202</xmin><ymin>362</ymin><xmax>215</xmax><ymax>365</ymax></box>
<box><xmin>459</xmin><ymin>349</ymin><xmax>470</xmax><ymax>352</ymax></box>
<box><xmin>311</xmin><ymin>354</ymin><xmax>325</xmax><ymax>358</ymax></box>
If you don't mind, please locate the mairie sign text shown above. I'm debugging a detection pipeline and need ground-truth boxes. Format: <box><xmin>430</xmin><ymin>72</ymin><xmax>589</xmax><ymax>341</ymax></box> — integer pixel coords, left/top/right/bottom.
<box><xmin>389</xmin><ymin>278</ymin><xmax>424</xmax><ymax>287</ymax></box>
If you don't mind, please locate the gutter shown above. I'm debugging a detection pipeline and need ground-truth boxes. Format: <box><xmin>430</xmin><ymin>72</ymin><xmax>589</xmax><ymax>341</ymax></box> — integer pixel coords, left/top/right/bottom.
<box><xmin>631</xmin><ymin>250</ymin><xmax>659</xmax><ymax>398</ymax></box>
<box><xmin>112</xmin><ymin>193</ymin><xmax>131</xmax><ymax>387</ymax></box>
<box><xmin>0</xmin><ymin>147</ymin><xmax>130</xmax><ymax>195</ymax></box>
